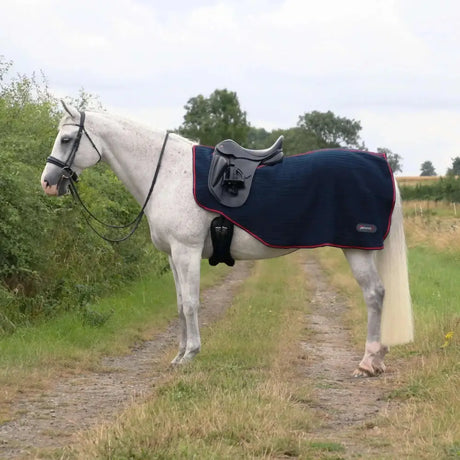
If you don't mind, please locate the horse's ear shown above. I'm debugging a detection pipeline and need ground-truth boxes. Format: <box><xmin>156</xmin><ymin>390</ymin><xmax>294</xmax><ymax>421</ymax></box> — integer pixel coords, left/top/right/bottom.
<box><xmin>61</xmin><ymin>100</ymin><xmax>79</xmax><ymax>119</ymax></box>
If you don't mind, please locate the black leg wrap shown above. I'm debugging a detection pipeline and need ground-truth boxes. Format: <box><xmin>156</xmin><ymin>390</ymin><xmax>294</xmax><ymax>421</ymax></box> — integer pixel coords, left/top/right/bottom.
<box><xmin>209</xmin><ymin>216</ymin><xmax>235</xmax><ymax>267</ymax></box>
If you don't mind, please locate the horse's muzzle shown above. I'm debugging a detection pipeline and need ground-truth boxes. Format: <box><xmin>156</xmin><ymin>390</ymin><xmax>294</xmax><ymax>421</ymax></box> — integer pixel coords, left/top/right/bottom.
<box><xmin>41</xmin><ymin>171</ymin><xmax>71</xmax><ymax>196</ymax></box>
<box><xmin>41</xmin><ymin>179</ymin><xmax>59</xmax><ymax>196</ymax></box>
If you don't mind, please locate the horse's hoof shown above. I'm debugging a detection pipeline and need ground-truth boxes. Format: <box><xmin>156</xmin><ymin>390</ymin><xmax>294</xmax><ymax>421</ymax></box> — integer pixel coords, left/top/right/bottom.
<box><xmin>170</xmin><ymin>355</ymin><xmax>195</xmax><ymax>367</ymax></box>
<box><xmin>169</xmin><ymin>359</ymin><xmax>190</xmax><ymax>370</ymax></box>
<box><xmin>353</xmin><ymin>366</ymin><xmax>380</xmax><ymax>378</ymax></box>
<box><xmin>170</xmin><ymin>353</ymin><xmax>185</xmax><ymax>366</ymax></box>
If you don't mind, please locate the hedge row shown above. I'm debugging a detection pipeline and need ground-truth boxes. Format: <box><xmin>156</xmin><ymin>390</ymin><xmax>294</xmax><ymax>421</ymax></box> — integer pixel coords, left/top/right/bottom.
<box><xmin>0</xmin><ymin>63</ymin><xmax>168</xmax><ymax>333</ymax></box>
<box><xmin>399</xmin><ymin>176</ymin><xmax>460</xmax><ymax>203</ymax></box>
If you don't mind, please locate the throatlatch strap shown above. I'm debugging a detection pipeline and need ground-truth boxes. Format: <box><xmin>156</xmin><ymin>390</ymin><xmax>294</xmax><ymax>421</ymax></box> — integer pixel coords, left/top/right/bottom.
<box><xmin>209</xmin><ymin>215</ymin><xmax>235</xmax><ymax>266</ymax></box>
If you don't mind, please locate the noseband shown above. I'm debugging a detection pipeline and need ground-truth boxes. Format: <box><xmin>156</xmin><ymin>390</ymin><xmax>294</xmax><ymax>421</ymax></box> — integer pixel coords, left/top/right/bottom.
<box><xmin>46</xmin><ymin>111</ymin><xmax>102</xmax><ymax>182</ymax></box>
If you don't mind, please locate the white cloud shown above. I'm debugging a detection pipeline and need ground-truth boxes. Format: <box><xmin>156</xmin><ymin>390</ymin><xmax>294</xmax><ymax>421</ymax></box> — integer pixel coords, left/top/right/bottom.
<box><xmin>1</xmin><ymin>0</ymin><xmax>459</xmax><ymax>174</ymax></box>
<box><xmin>357</xmin><ymin>108</ymin><xmax>460</xmax><ymax>175</ymax></box>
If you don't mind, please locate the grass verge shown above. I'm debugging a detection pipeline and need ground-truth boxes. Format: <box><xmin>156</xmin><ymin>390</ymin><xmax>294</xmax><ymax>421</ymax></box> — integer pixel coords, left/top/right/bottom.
<box><xmin>0</xmin><ymin>262</ymin><xmax>230</xmax><ymax>423</ymax></box>
<box><xmin>314</xmin><ymin>214</ymin><xmax>460</xmax><ymax>459</ymax></box>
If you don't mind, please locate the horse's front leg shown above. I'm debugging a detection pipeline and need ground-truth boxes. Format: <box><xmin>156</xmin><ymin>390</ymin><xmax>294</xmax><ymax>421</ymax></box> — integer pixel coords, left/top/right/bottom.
<box><xmin>169</xmin><ymin>256</ymin><xmax>187</xmax><ymax>365</ymax></box>
<box><xmin>169</xmin><ymin>245</ymin><xmax>202</xmax><ymax>364</ymax></box>
<box><xmin>344</xmin><ymin>249</ymin><xmax>388</xmax><ymax>377</ymax></box>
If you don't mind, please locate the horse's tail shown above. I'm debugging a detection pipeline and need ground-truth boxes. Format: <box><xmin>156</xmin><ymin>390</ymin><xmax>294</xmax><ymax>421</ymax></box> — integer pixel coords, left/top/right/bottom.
<box><xmin>376</xmin><ymin>185</ymin><xmax>414</xmax><ymax>346</ymax></box>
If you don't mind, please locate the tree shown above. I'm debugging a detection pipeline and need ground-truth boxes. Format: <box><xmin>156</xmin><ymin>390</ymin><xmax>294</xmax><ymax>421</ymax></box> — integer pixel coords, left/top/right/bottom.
<box><xmin>377</xmin><ymin>147</ymin><xmax>402</xmax><ymax>174</ymax></box>
<box><xmin>297</xmin><ymin>110</ymin><xmax>363</xmax><ymax>148</ymax></box>
<box><xmin>246</xmin><ymin>126</ymin><xmax>271</xmax><ymax>149</ymax></box>
<box><xmin>446</xmin><ymin>157</ymin><xmax>460</xmax><ymax>176</ymax></box>
<box><xmin>420</xmin><ymin>161</ymin><xmax>436</xmax><ymax>176</ymax></box>
<box><xmin>247</xmin><ymin>125</ymin><xmax>340</xmax><ymax>157</ymax></box>
<box><xmin>178</xmin><ymin>89</ymin><xmax>250</xmax><ymax>146</ymax></box>
<box><xmin>0</xmin><ymin>55</ymin><xmax>12</xmax><ymax>82</ymax></box>
<box><xmin>64</xmin><ymin>87</ymin><xmax>104</xmax><ymax>112</ymax></box>
<box><xmin>272</xmin><ymin>127</ymin><xmax>328</xmax><ymax>156</ymax></box>
<box><xmin>0</xmin><ymin>64</ymin><xmax>61</xmax><ymax>168</ymax></box>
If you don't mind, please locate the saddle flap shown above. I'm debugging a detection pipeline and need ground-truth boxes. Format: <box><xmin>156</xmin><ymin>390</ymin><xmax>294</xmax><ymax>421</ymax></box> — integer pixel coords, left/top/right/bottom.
<box><xmin>208</xmin><ymin>136</ymin><xmax>284</xmax><ymax>208</ymax></box>
<box><xmin>209</xmin><ymin>154</ymin><xmax>229</xmax><ymax>187</ymax></box>
<box><xmin>208</xmin><ymin>156</ymin><xmax>259</xmax><ymax>207</ymax></box>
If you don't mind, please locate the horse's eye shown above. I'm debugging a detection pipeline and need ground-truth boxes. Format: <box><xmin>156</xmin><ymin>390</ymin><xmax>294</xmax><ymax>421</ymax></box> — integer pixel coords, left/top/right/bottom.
<box><xmin>61</xmin><ymin>136</ymin><xmax>72</xmax><ymax>144</ymax></box>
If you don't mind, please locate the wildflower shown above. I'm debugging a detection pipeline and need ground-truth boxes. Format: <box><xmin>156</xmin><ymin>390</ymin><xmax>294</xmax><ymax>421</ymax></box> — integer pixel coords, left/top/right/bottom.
<box><xmin>440</xmin><ymin>331</ymin><xmax>454</xmax><ymax>349</ymax></box>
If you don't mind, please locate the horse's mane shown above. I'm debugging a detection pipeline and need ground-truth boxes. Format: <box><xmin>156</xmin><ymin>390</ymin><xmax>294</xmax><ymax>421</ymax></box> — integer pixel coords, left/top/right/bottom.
<box><xmin>58</xmin><ymin>109</ymin><xmax>192</xmax><ymax>145</ymax></box>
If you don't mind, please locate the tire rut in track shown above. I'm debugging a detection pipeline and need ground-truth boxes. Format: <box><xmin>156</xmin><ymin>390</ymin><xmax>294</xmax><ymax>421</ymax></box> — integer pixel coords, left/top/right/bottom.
<box><xmin>301</xmin><ymin>257</ymin><xmax>400</xmax><ymax>457</ymax></box>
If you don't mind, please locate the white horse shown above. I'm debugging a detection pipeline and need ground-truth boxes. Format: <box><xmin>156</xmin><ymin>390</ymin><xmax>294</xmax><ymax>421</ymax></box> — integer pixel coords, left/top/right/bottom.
<box><xmin>41</xmin><ymin>101</ymin><xmax>413</xmax><ymax>377</ymax></box>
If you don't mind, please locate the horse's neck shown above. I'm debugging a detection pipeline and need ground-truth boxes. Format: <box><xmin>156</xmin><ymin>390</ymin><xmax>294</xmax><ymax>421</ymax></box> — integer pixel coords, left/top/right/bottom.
<box><xmin>98</xmin><ymin>117</ymin><xmax>189</xmax><ymax>205</ymax></box>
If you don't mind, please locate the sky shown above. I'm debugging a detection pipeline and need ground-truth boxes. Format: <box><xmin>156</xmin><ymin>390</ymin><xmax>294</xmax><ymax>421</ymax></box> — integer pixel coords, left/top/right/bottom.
<box><xmin>1</xmin><ymin>0</ymin><xmax>459</xmax><ymax>175</ymax></box>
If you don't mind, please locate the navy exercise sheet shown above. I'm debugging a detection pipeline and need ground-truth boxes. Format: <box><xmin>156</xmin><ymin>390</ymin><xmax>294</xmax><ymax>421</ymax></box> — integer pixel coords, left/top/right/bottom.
<box><xmin>193</xmin><ymin>146</ymin><xmax>395</xmax><ymax>250</ymax></box>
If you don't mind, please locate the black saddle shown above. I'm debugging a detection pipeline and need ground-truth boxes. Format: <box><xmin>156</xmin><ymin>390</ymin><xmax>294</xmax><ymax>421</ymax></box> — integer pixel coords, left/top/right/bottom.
<box><xmin>208</xmin><ymin>136</ymin><xmax>284</xmax><ymax>207</ymax></box>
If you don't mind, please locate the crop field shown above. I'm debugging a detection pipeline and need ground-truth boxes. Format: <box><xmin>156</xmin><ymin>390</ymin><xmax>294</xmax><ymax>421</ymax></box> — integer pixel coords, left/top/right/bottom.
<box><xmin>396</xmin><ymin>176</ymin><xmax>442</xmax><ymax>187</ymax></box>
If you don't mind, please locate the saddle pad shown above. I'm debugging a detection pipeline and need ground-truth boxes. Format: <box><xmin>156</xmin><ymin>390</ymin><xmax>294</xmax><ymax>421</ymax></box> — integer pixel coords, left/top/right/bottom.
<box><xmin>193</xmin><ymin>146</ymin><xmax>395</xmax><ymax>249</ymax></box>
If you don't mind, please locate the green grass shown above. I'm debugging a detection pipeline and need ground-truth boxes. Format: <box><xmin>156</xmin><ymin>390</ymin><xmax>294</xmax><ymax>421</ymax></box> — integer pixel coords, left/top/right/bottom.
<box><xmin>60</xmin><ymin>254</ymin><xmax>332</xmax><ymax>460</ymax></box>
<box><xmin>383</xmin><ymin>246</ymin><xmax>459</xmax><ymax>458</ymax></box>
<box><xmin>313</xmin><ymin>240</ymin><xmax>460</xmax><ymax>459</ymax></box>
<box><xmin>3</xmin><ymin>222</ymin><xmax>458</xmax><ymax>458</ymax></box>
<box><xmin>0</xmin><ymin>271</ymin><xmax>175</xmax><ymax>369</ymax></box>
<box><xmin>0</xmin><ymin>261</ymin><xmax>230</xmax><ymax>417</ymax></box>
<box><xmin>409</xmin><ymin>247</ymin><xmax>459</xmax><ymax>326</ymax></box>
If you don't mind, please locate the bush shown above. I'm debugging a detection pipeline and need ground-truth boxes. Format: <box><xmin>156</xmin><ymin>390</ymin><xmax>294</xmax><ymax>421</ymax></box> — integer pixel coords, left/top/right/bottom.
<box><xmin>0</xmin><ymin>59</ymin><xmax>169</xmax><ymax>332</ymax></box>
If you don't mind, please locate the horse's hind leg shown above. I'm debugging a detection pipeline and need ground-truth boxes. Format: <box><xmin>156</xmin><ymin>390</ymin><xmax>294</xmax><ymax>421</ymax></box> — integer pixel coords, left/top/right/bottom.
<box><xmin>343</xmin><ymin>249</ymin><xmax>388</xmax><ymax>377</ymax></box>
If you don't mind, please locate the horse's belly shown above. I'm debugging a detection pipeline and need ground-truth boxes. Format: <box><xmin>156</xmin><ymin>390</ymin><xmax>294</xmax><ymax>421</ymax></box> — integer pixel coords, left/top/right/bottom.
<box><xmin>229</xmin><ymin>227</ymin><xmax>297</xmax><ymax>260</ymax></box>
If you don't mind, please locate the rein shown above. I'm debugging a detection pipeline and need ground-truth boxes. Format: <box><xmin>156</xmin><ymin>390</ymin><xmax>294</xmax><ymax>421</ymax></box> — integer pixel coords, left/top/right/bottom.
<box><xmin>47</xmin><ymin>111</ymin><xmax>170</xmax><ymax>243</ymax></box>
<box><xmin>69</xmin><ymin>131</ymin><xmax>170</xmax><ymax>243</ymax></box>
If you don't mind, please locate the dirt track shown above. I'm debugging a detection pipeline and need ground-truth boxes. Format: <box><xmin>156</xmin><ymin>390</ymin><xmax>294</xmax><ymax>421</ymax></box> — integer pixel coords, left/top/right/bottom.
<box><xmin>0</xmin><ymin>261</ymin><xmax>253</xmax><ymax>459</ymax></box>
<box><xmin>0</xmin><ymin>256</ymin><xmax>398</xmax><ymax>459</ymax></box>
<box><xmin>301</xmin><ymin>258</ymin><xmax>398</xmax><ymax>456</ymax></box>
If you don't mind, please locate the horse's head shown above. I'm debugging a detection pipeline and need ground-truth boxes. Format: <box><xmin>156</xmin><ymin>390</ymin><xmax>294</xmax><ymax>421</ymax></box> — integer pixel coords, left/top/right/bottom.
<box><xmin>41</xmin><ymin>100</ymin><xmax>102</xmax><ymax>196</ymax></box>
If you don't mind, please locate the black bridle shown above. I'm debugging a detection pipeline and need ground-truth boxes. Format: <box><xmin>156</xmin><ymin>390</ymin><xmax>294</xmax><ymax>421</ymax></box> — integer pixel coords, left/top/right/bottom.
<box><xmin>46</xmin><ymin>111</ymin><xmax>102</xmax><ymax>183</ymax></box>
<box><xmin>46</xmin><ymin>111</ymin><xmax>169</xmax><ymax>242</ymax></box>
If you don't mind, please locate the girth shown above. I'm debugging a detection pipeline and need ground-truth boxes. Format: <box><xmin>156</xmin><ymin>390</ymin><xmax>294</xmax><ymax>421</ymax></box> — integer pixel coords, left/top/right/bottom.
<box><xmin>209</xmin><ymin>215</ymin><xmax>235</xmax><ymax>266</ymax></box>
<box><xmin>208</xmin><ymin>136</ymin><xmax>284</xmax><ymax>207</ymax></box>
